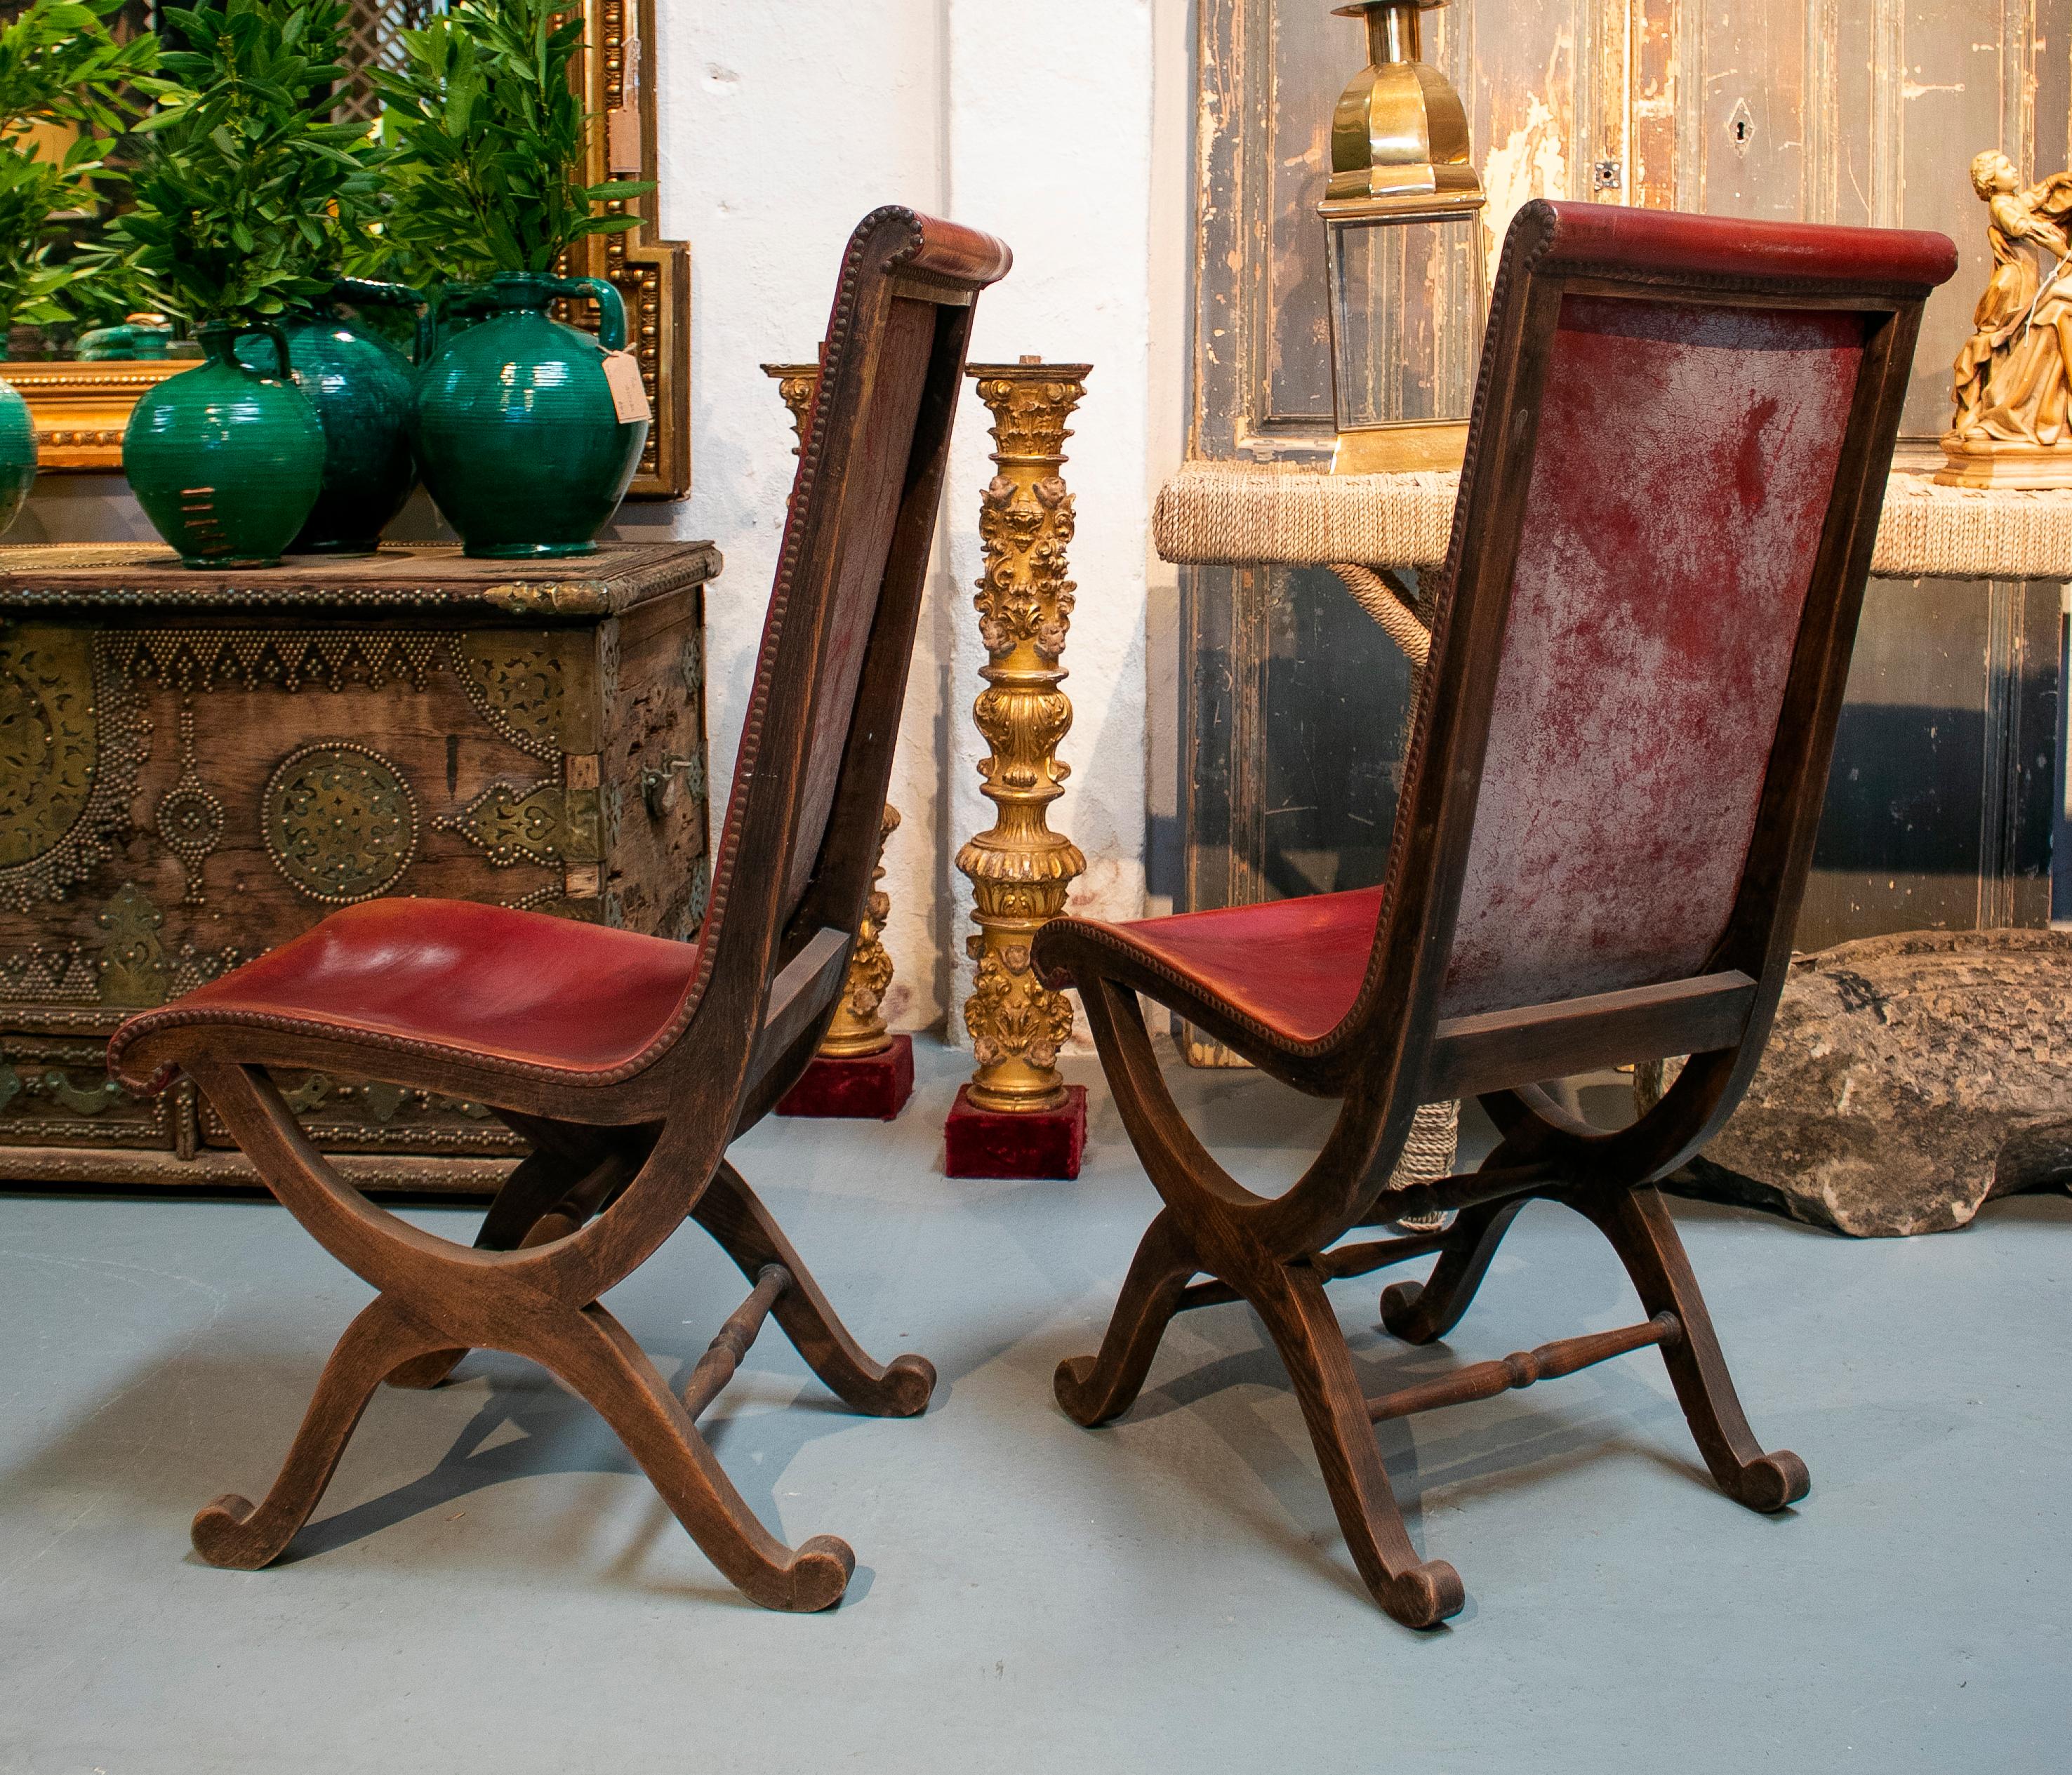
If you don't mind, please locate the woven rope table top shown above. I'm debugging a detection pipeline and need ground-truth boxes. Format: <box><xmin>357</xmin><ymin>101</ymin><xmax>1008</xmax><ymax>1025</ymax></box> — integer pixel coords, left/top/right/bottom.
<box><xmin>1153</xmin><ymin>462</ymin><xmax>2072</xmax><ymax>583</ymax></box>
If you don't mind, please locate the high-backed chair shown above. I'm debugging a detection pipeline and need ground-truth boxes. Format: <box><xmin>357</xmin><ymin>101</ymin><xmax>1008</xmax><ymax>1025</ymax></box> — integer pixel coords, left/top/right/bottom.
<box><xmin>1034</xmin><ymin>200</ymin><xmax>1953</xmax><ymax>1628</ymax></box>
<box><xmin>109</xmin><ymin>208</ymin><xmax>1011</xmax><ymax>1613</ymax></box>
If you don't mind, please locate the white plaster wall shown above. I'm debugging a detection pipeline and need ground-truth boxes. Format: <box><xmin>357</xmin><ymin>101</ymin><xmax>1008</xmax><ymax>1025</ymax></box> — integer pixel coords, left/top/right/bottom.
<box><xmin>660</xmin><ymin>0</ymin><xmax>1162</xmax><ymax>1039</ymax></box>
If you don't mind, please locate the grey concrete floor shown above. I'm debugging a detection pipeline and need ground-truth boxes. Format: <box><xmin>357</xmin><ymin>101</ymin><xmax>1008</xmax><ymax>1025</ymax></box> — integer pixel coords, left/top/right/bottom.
<box><xmin>1</xmin><ymin>1037</ymin><xmax>2066</xmax><ymax>1774</ymax></box>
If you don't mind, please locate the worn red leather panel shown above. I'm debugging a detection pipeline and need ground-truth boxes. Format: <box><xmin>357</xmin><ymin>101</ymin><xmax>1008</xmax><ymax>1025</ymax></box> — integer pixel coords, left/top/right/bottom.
<box><xmin>1530</xmin><ymin>200</ymin><xmax>1958</xmax><ymax>292</ymax></box>
<box><xmin>1440</xmin><ymin>295</ymin><xmax>1866</xmax><ymax>1018</ymax></box>
<box><xmin>895</xmin><ymin>215</ymin><xmax>1014</xmax><ymax>285</ymax></box>
<box><xmin>107</xmin><ymin>898</ymin><xmax>698</xmax><ymax>1088</ymax></box>
<box><xmin>776</xmin><ymin>304</ymin><xmax>934</xmax><ymax>919</ymax></box>
<box><xmin>1092</xmin><ymin>888</ymin><xmax>1386</xmax><ymax>1045</ymax></box>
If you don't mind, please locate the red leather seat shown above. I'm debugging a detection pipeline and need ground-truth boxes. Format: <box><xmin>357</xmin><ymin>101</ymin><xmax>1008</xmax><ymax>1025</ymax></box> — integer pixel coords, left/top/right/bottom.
<box><xmin>1063</xmin><ymin>886</ymin><xmax>1384</xmax><ymax>1046</ymax></box>
<box><xmin>108</xmin><ymin>897</ymin><xmax>700</xmax><ymax>1089</ymax></box>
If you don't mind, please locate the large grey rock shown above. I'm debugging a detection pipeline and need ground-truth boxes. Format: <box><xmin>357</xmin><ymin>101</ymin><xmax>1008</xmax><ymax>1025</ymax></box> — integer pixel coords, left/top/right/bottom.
<box><xmin>1675</xmin><ymin>929</ymin><xmax>2072</xmax><ymax>1237</ymax></box>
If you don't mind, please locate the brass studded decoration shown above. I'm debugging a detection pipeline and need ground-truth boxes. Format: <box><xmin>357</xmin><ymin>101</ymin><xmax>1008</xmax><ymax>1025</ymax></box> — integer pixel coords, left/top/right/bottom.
<box><xmin>0</xmin><ymin>626</ymin><xmax>150</xmax><ymax>912</ymax></box>
<box><xmin>154</xmin><ymin>703</ymin><xmax>227</xmax><ymax>905</ymax></box>
<box><xmin>0</xmin><ymin>1059</ymin><xmax>125</xmax><ymax>1118</ymax></box>
<box><xmin>438</xmin><ymin>778</ymin><xmax>601</xmax><ymax>868</ymax></box>
<box><xmin>98</xmin><ymin>882</ymin><xmax>171</xmax><ymax>1007</ymax></box>
<box><xmin>450</xmin><ymin>634</ymin><xmax>573</xmax><ymax>762</ymax></box>
<box><xmin>0</xmin><ymin>940</ymin><xmax>100</xmax><ymax>1004</ymax></box>
<box><xmin>109</xmin><ymin>627</ymin><xmax>444</xmax><ymax>696</ymax></box>
<box><xmin>956</xmin><ymin>360</ymin><xmax>1091</xmax><ymax>1114</ymax></box>
<box><xmin>263</xmin><ymin>741</ymin><xmax>422</xmax><ymax>905</ymax></box>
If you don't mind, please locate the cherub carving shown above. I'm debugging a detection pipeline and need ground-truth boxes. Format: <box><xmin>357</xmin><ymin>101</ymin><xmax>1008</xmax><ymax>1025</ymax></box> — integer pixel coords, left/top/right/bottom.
<box><xmin>1939</xmin><ymin>151</ymin><xmax>2072</xmax><ymax>486</ymax></box>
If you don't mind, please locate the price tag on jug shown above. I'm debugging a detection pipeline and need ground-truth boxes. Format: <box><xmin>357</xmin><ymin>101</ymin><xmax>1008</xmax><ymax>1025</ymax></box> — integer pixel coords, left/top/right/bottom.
<box><xmin>603</xmin><ymin>350</ymin><xmax>652</xmax><ymax>425</ymax></box>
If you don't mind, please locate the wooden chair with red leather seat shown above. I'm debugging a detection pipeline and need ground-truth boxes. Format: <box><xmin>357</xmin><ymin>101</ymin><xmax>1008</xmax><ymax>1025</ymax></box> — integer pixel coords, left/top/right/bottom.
<box><xmin>108</xmin><ymin>207</ymin><xmax>1011</xmax><ymax>1613</ymax></box>
<box><xmin>1034</xmin><ymin>199</ymin><xmax>1954</xmax><ymax>1628</ymax></box>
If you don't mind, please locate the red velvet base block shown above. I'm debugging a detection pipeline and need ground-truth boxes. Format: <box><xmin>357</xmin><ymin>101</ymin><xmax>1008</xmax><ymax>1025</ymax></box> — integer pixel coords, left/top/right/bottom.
<box><xmin>775</xmin><ymin>1034</ymin><xmax>915</xmax><ymax>1121</ymax></box>
<box><xmin>943</xmin><ymin>1084</ymin><xmax>1087</xmax><ymax>1180</ymax></box>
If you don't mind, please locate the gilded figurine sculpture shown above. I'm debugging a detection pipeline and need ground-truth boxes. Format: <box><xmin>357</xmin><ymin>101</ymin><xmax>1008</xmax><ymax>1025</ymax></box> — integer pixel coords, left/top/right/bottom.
<box><xmin>1938</xmin><ymin>150</ymin><xmax>2072</xmax><ymax>488</ymax></box>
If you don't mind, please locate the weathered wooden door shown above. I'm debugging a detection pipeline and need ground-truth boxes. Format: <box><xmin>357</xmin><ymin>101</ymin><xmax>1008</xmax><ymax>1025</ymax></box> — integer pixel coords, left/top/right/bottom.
<box><xmin>1183</xmin><ymin>0</ymin><xmax>2066</xmax><ymax>948</ymax></box>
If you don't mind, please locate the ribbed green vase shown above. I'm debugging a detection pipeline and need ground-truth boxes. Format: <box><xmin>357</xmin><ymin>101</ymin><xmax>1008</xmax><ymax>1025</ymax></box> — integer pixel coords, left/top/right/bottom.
<box><xmin>241</xmin><ymin>279</ymin><xmax>423</xmax><ymax>556</ymax></box>
<box><xmin>413</xmin><ymin>273</ymin><xmax>649</xmax><ymax>559</ymax></box>
<box><xmin>124</xmin><ymin>322</ymin><xmax>325</xmax><ymax>569</ymax></box>
<box><xmin>0</xmin><ymin>378</ymin><xmax>37</xmax><ymax>539</ymax></box>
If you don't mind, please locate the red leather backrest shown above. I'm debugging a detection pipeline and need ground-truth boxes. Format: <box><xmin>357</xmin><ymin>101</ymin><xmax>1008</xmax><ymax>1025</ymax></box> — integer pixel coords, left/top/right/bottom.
<box><xmin>773</xmin><ymin>298</ymin><xmax>938</xmax><ymax>919</ymax></box>
<box><xmin>698</xmin><ymin>209</ymin><xmax>1008</xmax><ymax>1001</ymax></box>
<box><xmin>1439</xmin><ymin>292</ymin><xmax>1868</xmax><ymax>1018</ymax></box>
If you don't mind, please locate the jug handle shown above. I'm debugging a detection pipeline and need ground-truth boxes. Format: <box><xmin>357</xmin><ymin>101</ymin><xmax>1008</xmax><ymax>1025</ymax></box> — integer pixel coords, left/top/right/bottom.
<box><xmin>546</xmin><ymin>276</ymin><xmax>628</xmax><ymax>353</ymax></box>
<box><xmin>234</xmin><ymin>321</ymin><xmax>293</xmax><ymax>381</ymax></box>
<box><xmin>330</xmin><ymin>277</ymin><xmax>430</xmax><ymax>362</ymax></box>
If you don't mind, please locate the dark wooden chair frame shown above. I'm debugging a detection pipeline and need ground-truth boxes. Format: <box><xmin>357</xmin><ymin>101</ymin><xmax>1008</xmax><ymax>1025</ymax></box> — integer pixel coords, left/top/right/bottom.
<box><xmin>110</xmin><ymin>209</ymin><xmax>1011</xmax><ymax>1613</ymax></box>
<box><xmin>1035</xmin><ymin>201</ymin><xmax>1951</xmax><ymax>1628</ymax></box>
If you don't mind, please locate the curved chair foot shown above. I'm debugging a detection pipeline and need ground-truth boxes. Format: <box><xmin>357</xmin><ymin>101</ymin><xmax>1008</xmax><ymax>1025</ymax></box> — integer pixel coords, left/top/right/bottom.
<box><xmin>1383</xmin><ymin>1557</ymin><xmax>1468</xmax><ymax>1630</ymax></box>
<box><xmin>780</xmin><ymin>1534</ymin><xmax>858</xmax><ymax>1613</ymax></box>
<box><xmin>1252</xmin><ymin>1262</ymin><xmax>1466</xmax><ymax>1628</ymax></box>
<box><xmin>1380</xmin><ymin>1197</ymin><xmax>1528</xmax><ymax>1346</ymax></box>
<box><xmin>190</xmin><ymin>1493</ymin><xmax>273</xmax><ymax>1570</ymax></box>
<box><xmin>534</xmin><ymin>1301</ymin><xmax>861</xmax><ymax>1611</ymax></box>
<box><xmin>1730</xmin><ymin>1449</ymin><xmax>1810</xmax><ymax>1514</ymax></box>
<box><xmin>1054</xmin><ymin>1211</ymin><xmax>1197</xmax><ymax>1428</ymax></box>
<box><xmin>696</xmin><ymin>1162</ymin><xmax>938</xmax><ymax>1419</ymax></box>
<box><xmin>193</xmin><ymin>1294</ymin><xmax>444</xmax><ymax>1570</ymax></box>
<box><xmin>875</xmin><ymin>1352</ymin><xmax>938</xmax><ymax>1418</ymax></box>
<box><xmin>1581</xmin><ymin>1185</ymin><xmax>1810</xmax><ymax>1515</ymax></box>
<box><xmin>1377</xmin><ymin>1279</ymin><xmax>1427</xmax><ymax>1339</ymax></box>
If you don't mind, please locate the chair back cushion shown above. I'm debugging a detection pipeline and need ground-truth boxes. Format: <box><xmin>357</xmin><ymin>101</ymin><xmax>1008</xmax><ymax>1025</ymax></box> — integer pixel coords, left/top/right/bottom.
<box><xmin>1440</xmin><ymin>293</ymin><xmax>1866</xmax><ymax>1017</ymax></box>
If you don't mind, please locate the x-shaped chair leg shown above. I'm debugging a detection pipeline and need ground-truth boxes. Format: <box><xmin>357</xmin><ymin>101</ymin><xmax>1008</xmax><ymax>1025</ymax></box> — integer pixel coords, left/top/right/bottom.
<box><xmin>187</xmin><ymin>1062</ymin><xmax>925</xmax><ymax>1611</ymax></box>
<box><xmin>1052</xmin><ymin>981</ymin><xmax>1463</xmax><ymax>1627</ymax></box>
<box><xmin>1054</xmin><ymin>980</ymin><xmax>1803</xmax><ymax>1627</ymax></box>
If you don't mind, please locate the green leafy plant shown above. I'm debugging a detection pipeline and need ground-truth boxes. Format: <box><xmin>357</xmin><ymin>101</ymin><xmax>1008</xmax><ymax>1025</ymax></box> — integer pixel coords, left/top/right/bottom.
<box><xmin>106</xmin><ymin>0</ymin><xmax>387</xmax><ymax>326</ymax></box>
<box><xmin>371</xmin><ymin>0</ymin><xmax>653</xmax><ymax>283</ymax></box>
<box><xmin>0</xmin><ymin>0</ymin><xmax>159</xmax><ymax>334</ymax></box>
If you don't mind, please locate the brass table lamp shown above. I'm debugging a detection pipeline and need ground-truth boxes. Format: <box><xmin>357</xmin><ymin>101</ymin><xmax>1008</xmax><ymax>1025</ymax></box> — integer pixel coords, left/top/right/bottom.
<box><xmin>1318</xmin><ymin>0</ymin><xmax>1487</xmax><ymax>474</ymax></box>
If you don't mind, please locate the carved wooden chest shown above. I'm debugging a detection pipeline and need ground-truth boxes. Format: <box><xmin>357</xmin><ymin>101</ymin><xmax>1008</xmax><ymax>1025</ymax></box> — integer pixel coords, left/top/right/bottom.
<box><xmin>0</xmin><ymin>540</ymin><xmax>718</xmax><ymax>1195</ymax></box>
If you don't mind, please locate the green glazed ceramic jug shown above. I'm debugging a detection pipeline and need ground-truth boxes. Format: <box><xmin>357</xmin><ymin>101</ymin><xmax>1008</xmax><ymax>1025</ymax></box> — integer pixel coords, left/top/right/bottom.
<box><xmin>77</xmin><ymin>313</ymin><xmax>176</xmax><ymax>361</ymax></box>
<box><xmin>124</xmin><ymin>321</ymin><xmax>325</xmax><ymax>568</ymax></box>
<box><xmin>413</xmin><ymin>272</ymin><xmax>649</xmax><ymax>558</ymax></box>
<box><xmin>241</xmin><ymin>278</ymin><xmax>424</xmax><ymax>555</ymax></box>
<box><xmin>0</xmin><ymin>377</ymin><xmax>37</xmax><ymax>538</ymax></box>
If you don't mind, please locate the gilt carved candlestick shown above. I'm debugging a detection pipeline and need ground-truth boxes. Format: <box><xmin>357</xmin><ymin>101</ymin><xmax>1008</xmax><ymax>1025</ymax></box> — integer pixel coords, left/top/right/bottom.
<box><xmin>820</xmin><ymin>802</ymin><xmax>900</xmax><ymax>1056</ymax></box>
<box><xmin>766</xmin><ymin>360</ymin><xmax>915</xmax><ymax>1119</ymax></box>
<box><xmin>945</xmin><ymin>358</ymin><xmax>1092</xmax><ymax>1179</ymax></box>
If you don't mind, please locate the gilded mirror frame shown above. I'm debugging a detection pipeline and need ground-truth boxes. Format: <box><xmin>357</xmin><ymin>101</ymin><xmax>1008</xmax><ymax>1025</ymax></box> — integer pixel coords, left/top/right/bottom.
<box><xmin>0</xmin><ymin>0</ymin><xmax>690</xmax><ymax>498</ymax></box>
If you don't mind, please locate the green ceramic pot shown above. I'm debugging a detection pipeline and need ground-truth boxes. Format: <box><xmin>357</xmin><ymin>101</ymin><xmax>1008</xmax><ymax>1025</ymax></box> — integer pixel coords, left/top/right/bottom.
<box><xmin>413</xmin><ymin>272</ymin><xmax>648</xmax><ymax>559</ymax></box>
<box><xmin>0</xmin><ymin>376</ymin><xmax>36</xmax><ymax>538</ymax></box>
<box><xmin>241</xmin><ymin>279</ymin><xmax>423</xmax><ymax>556</ymax></box>
<box><xmin>77</xmin><ymin>317</ymin><xmax>175</xmax><ymax>361</ymax></box>
<box><xmin>124</xmin><ymin>321</ymin><xmax>325</xmax><ymax>569</ymax></box>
